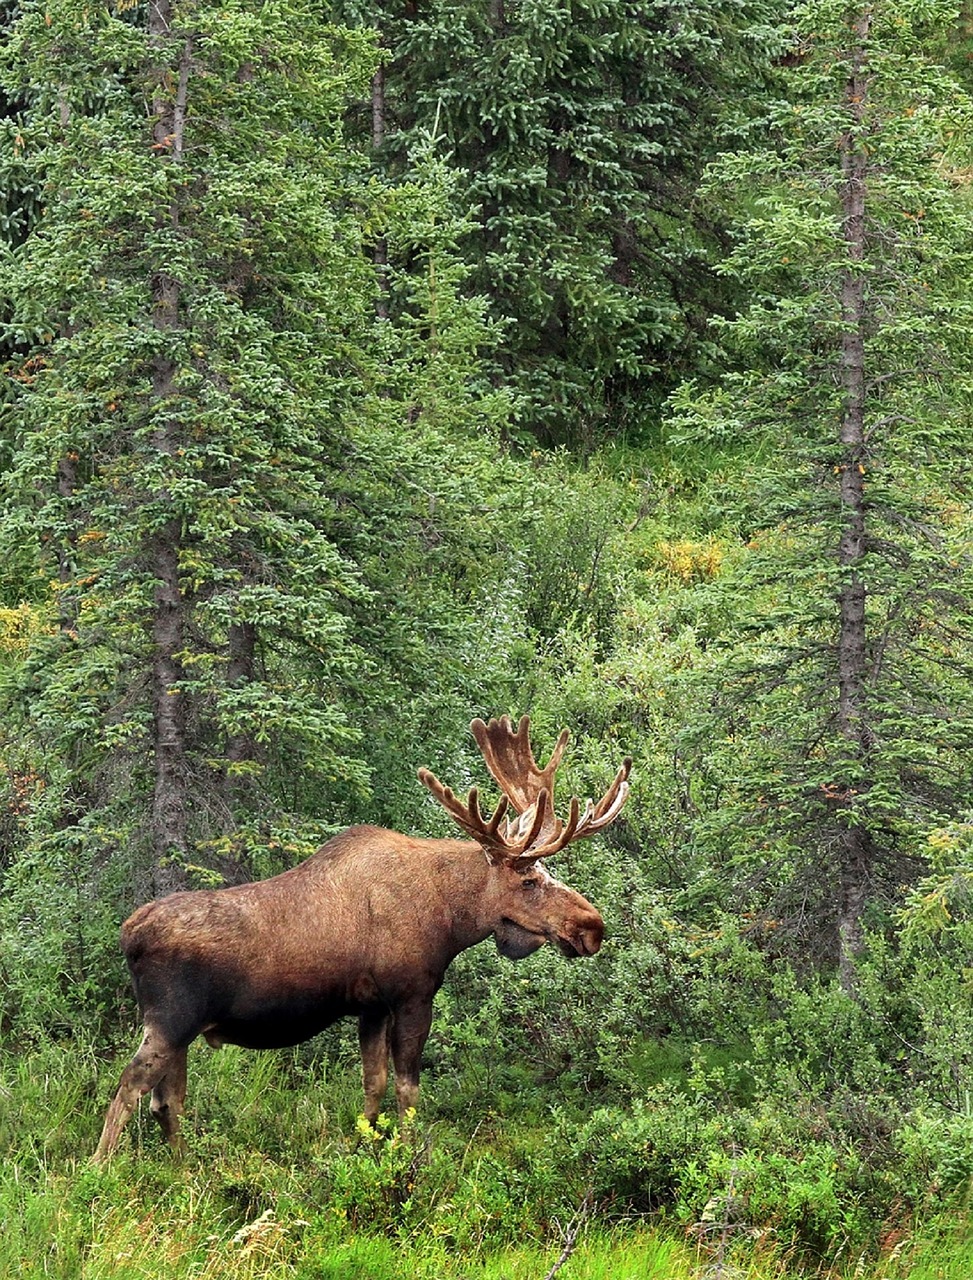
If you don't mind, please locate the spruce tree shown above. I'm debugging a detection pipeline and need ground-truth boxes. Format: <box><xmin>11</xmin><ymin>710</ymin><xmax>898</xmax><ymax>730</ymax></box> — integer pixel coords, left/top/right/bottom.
<box><xmin>669</xmin><ymin>0</ymin><xmax>973</xmax><ymax>984</ymax></box>
<box><xmin>0</xmin><ymin>0</ymin><xmax>512</xmax><ymax>1022</ymax></box>
<box><xmin>341</xmin><ymin>0</ymin><xmax>782</xmax><ymax>448</ymax></box>
<box><xmin>1</xmin><ymin>0</ymin><xmax>382</xmax><ymax>878</ymax></box>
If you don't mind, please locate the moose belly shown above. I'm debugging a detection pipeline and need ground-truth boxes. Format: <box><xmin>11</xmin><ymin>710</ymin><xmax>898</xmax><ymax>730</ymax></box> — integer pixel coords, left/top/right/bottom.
<box><xmin>201</xmin><ymin>972</ymin><xmax>391</xmax><ymax>1050</ymax></box>
<box><xmin>203</xmin><ymin>1008</ymin><xmax>348</xmax><ymax>1049</ymax></box>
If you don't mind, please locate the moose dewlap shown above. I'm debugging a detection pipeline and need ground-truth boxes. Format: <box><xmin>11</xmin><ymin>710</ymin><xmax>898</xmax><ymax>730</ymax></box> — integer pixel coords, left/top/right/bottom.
<box><xmin>93</xmin><ymin>715</ymin><xmax>631</xmax><ymax>1160</ymax></box>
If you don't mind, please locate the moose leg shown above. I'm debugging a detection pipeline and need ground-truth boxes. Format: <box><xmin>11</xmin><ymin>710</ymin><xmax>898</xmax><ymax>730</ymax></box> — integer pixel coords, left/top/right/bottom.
<box><xmin>92</xmin><ymin>1027</ymin><xmax>178</xmax><ymax>1163</ymax></box>
<box><xmin>149</xmin><ymin>1044</ymin><xmax>189</xmax><ymax>1155</ymax></box>
<box><xmin>358</xmin><ymin>1011</ymin><xmax>391</xmax><ymax>1125</ymax></box>
<box><xmin>389</xmin><ymin>1000</ymin><xmax>433</xmax><ymax>1119</ymax></box>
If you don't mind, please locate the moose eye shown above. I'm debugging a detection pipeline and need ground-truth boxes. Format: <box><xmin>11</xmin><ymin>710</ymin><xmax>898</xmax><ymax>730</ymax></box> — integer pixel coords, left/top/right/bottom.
<box><xmin>521</xmin><ymin>877</ymin><xmax>539</xmax><ymax>891</ymax></box>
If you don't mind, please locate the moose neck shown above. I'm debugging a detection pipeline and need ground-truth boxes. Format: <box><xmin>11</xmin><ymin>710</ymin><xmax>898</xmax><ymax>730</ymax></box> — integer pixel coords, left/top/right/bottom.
<box><xmin>424</xmin><ymin>838</ymin><xmax>506</xmax><ymax>956</ymax></box>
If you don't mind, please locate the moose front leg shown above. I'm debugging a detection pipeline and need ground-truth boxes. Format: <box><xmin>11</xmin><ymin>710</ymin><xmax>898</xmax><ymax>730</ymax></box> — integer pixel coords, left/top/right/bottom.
<box><xmin>390</xmin><ymin>999</ymin><xmax>433</xmax><ymax>1119</ymax></box>
<box><xmin>150</xmin><ymin>1045</ymin><xmax>188</xmax><ymax>1155</ymax></box>
<box><xmin>358</xmin><ymin>1011</ymin><xmax>391</xmax><ymax>1125</ymax></box>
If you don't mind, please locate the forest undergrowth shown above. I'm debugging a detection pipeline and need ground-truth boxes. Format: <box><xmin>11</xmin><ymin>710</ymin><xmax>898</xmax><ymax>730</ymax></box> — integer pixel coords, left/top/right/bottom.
<box><xmin>3</xmin><ymin>1022</ymin><xmax>973</xmax><ymax>1280</ymax></box>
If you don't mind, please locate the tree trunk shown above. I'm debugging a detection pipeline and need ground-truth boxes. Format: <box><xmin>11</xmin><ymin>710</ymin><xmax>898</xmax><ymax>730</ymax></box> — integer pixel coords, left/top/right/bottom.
<box><xmin>225</xmin><ymin>619</ymin><xmax>256</xmax><ymax>768</ymax></box>
<box><xmin>148</xmin><ymin>0</ymin><xmax>191</xmax><ymax>884</ymax></box>
<box><xmin>835</xmin><ymin>9</ymin><xmax>873</xmax><ymax>993</ymax></box>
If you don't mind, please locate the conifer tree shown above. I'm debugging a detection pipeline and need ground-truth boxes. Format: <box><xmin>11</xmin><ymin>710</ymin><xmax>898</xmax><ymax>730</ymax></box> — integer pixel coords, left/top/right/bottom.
<box><xmin>342</xmin><ymin>0</ymin><xmax>781</xmax><ymax>448</ymax></box>
<box><xmin>0</xmin><ymin>0</ymin><xmax>511</xmax><ymax>1027</ymax></box>
<box><xmin>0</xmin><ymin>0</ymin><xmax>383</xmax><ymax>880</ymax></box>
<box><xmin>669</xmin><ymin>0</ymin><xmax>973</xmax><ymax>985</ymax></box>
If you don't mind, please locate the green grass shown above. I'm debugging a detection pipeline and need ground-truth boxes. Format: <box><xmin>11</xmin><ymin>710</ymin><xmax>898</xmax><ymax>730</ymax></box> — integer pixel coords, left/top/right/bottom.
<box><xmin>2</xmin><ymin>1037</ymin><xmax>972</xmax><ymax>1280</ymax></box>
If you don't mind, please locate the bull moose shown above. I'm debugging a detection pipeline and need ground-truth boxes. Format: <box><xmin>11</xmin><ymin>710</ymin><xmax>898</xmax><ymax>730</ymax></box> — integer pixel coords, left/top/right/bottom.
<box><xmin>93</xmin><ymin>715</ymin><xmax>631</xmax><ymax>1160</ymax></box>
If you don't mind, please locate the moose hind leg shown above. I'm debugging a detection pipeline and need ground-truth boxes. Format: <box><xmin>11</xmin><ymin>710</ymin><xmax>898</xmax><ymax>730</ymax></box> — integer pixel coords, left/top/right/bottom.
<box><xmin>358</xmin><ymin>1011</ymin><xmax>391</xmax><ymax>1126</ymax></box>
<box><xmin>150</xmin><ymin>1044</ymin><xmax>189</xmax><ymax>1155</ymax></box>
<box><xmin>92</xmin><ymin>1027</ymin><xmax>178</xmax><ymax>1163</ymax></box>
<box><xmin>390</xmin><ymin>1000</ymin><xmax>433</xmax><ymax>1120</ymax></box>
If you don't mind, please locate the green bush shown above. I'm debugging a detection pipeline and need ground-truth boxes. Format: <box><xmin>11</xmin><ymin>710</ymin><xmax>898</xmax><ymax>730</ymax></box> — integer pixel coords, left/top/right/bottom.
<box><xmin>899</xmin><ymin>1111</ymin><xmax>973</xmax><ymax>1201</ymax></box>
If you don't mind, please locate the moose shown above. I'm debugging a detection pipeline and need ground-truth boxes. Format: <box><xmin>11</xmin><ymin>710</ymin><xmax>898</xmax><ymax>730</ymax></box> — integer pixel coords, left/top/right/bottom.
<box><xmin>93</xmin><ymin>716</ymin><xmax>631</xmax><ymax>1160</ymax></box>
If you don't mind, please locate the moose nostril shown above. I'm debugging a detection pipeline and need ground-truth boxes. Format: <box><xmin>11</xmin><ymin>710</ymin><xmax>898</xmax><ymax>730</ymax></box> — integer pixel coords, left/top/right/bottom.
<box><xmin>567</xmin><ymin>926</ymin><xmax>603</xmax><ymax>957</ymax></box>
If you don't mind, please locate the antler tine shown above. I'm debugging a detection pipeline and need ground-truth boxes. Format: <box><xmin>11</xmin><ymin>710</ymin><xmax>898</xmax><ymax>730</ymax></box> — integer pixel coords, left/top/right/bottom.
<box><xmin>547</xmin><ymin>794</ymin><xmax>583</xmax><ymax>851</ymax></box>
<box><xmin>506</xmin><ymin>788</ymin><xmax>551</xmax><ymax>852</ymax></box>
<box><xmin>417</xmin><ymin>770</ymin><xmax>509</xmax><ymax>844</ymax></box>
<box><xmin>470</xmin><ymin>715</ymin><xmax>569</xmax><ymax>817</ymax></box>
<box><xmin>585</xmin><ymin>757</ymin><xmax>633</xmax><ymax>828</ymax></box>
<box><xmin>466</xmin><ymin>786</ymin><xmax>485</xmax><ymax>833</ymax></box>
<box><xmin>544</xmin><ymin>725</ymin><xmax>570</xmax><ymax>776</ymax></box>
<box><xmin>418</xmin><ymin>767</ymin><xmax>553</xmax><ymax>863</ymax></box>
<box><xmin>421</xmin><ymin>730</ymin><xmax>631</xmax><ymax>866</ymax></box>
<box><xmin>512</xmin><ymin>795</ymin><xmax>580</xmax><ymax>865</ymax></box>
<box><xmin>471</xmin><ymin>786</ymin><xmax>512</xmax><ymax>842</ymax></box>
<box><xmin>511</xmin><ymin>757</ymin><xmax>633</xmax><ymax>866</ymax></box>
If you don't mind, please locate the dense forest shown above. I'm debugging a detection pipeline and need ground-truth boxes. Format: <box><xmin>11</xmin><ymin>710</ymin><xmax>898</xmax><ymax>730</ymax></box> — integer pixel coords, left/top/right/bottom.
<box><xmin>2</xmin><ymin>0</ymin><xmax>973</xmax><ymax>1276</ymax></box>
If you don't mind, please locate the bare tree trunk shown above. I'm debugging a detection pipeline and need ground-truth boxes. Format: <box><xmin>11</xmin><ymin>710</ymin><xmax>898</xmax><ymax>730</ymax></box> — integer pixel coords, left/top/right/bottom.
<box><xmin>148</xmin><ymin>0</ymin><xmax>192</xmax><ymax>885</ymax></box>
<box><xmin>835</xmin><ymin>9</ymin><xmax>873</xmax><ymax>993</ymax></box>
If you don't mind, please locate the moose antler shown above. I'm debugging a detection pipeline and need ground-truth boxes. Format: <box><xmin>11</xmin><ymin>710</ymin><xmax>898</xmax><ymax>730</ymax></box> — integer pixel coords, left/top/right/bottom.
<box><xmin>418</xmin><ymin>715</ymin><xmax>632</xmax><ymax>866</ymax></box>
<box><xmin>415</xmin><ymin>769</ymin><xmax>554</xmax><ymax>862</ymax></box>
<box><xmin>471</xmin><ymin>715</ymin><xmax>569</xmax><ymax>816</ymax></box>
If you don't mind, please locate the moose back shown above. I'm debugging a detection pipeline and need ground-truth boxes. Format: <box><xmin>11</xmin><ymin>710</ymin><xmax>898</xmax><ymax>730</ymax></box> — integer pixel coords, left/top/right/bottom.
<box><xmin>93</xmin><ymin>715</ymin><xmax>631</xmax><ymax>1160</ymax></box>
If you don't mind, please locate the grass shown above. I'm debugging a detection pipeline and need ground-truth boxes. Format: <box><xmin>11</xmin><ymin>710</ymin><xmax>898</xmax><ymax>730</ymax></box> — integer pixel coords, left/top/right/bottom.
<box><xmin>2</xmin><ymin>1036</ymin><xmax>973</xmax><ymax>1280</ymax></box>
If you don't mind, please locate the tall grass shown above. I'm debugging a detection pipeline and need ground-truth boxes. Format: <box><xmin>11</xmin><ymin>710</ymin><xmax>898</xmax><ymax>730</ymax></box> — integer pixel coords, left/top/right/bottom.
<box><xmin>2</xmin><ymin>1038</ymin><xmax>972</xmax><ymax>1280</ymax></box>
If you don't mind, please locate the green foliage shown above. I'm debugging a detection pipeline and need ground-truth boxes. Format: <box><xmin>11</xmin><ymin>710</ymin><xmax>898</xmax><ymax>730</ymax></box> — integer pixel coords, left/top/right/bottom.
<box><xmin>4</xmin><ymin>1032</ymin><xmax>973</xmax><ymax>1278</ymax></box>
<box><xmin>661</xmin><ymin>0</ymin><xmax>973</xmax><ymax>960</ymax></box>
<box><xmin>556</xmin><ymin>1076</ymin><xmax>900</xmax><ymax>1261</ymax></box>
<box><xmin>338</xmin><ymin>0</ymin><xmax>785</xmax><ymax>448</ymax></box>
